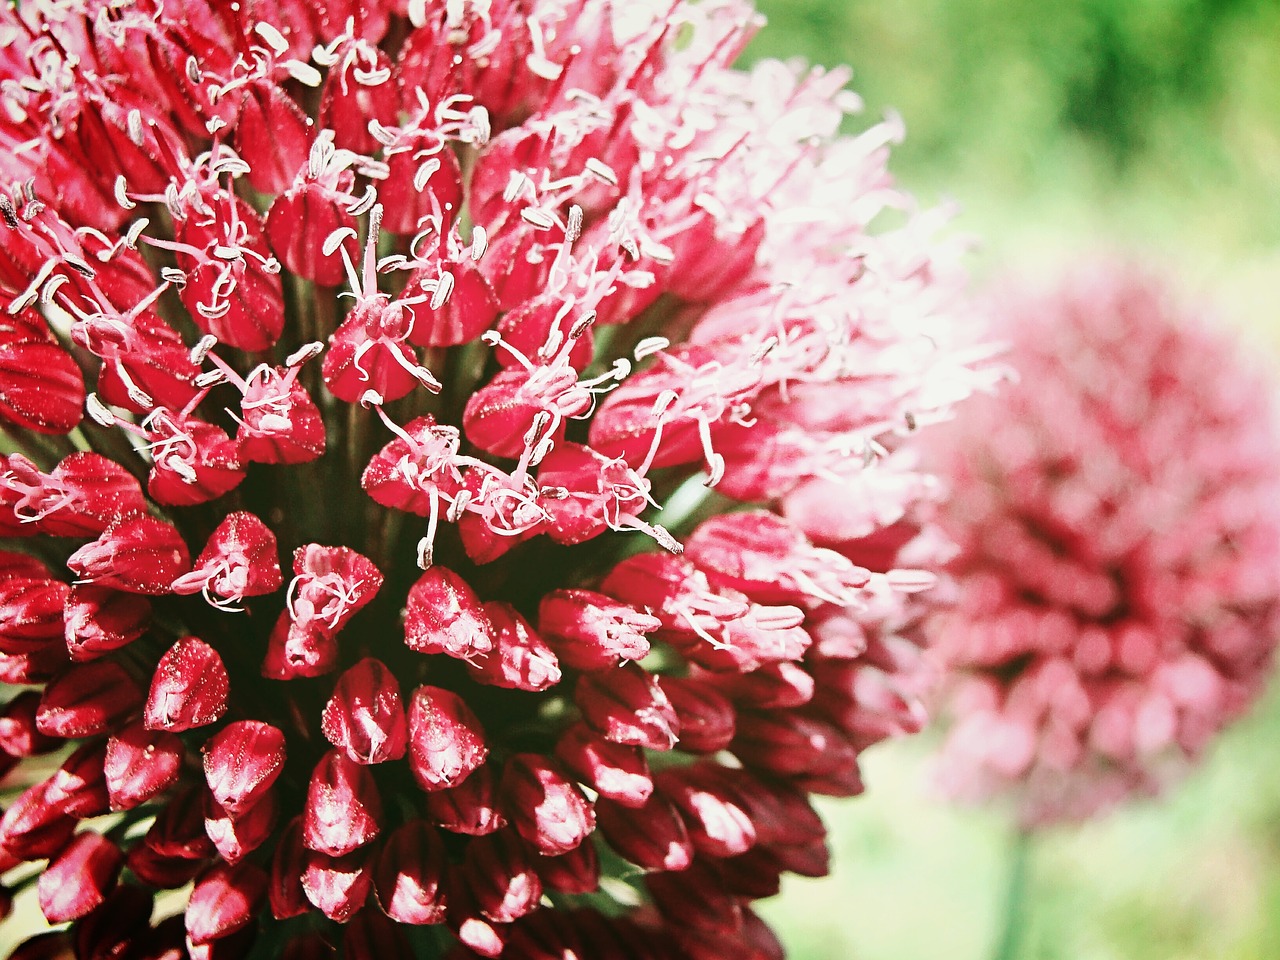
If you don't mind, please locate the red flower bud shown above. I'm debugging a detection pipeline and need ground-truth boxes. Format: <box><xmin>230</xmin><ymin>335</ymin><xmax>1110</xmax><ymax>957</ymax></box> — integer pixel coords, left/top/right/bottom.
<box><xmin>555</xmin><ymin>723</ymin><xmax>653</xmax><ymax>808</ymax></box>
<box><xmin>73</xmin><ymin>885</ymin><xmax>154</xmax><ymax>960</ymax></box>
<box><xmin>342</xmin><ymin>907</ymin><xmax>416</xmax><ymax>960</ymax></box>
<box><xmin>0</xmin><ymin>690</ymin><xmax>59</xmax><ymax>756</ymax></box>
<box><xmin>64</xmin><ymin>585</ymin><xmax>151</xmax><ymax>662</ymax></box>
<box><xmin>596</xmin><ymin>793</ymin><xmax>694</xmax><ymax>873</ymax></box>
<box><xmin>125</xmin><ymin>842</ymin><xmax>204</xmax><ymax>889</ymax></box>
<box><xmin>144</xmin><ymin>787</ymin><xmax>217</xmax><ymax>861</ymax></box>
<box><xmin>44</xmin><ymin>739</ymin><xmax>110</xmax><ymax>818</ymax></box>
<box><xmin>171</xmin><ymin>512</ymin><xmax>283</xmax><ymax>609</ymax></box>
<box><xmin>538</xmin><ymin>589</ymin><xmax>660</xmax><ymax>671</ymax></box>
<box><xmin>7</xmin><ymin>933</ymin><xmax>74</xmax><ymax>960</ymax></box>
<box><xmin>372</xmin><ymin>820</ymin><xmax>448</xmax><ymax>925</ymax></box>
<box><xmin>404</xmin><ymin>566</ymin><xmax>495</xmax><ymax>660</ymax></box>
<box><xmin>0</xmin><ymin>315</ymin><xmax>84</xmax><ymax>436</ymax></box>
<box><xmin>104</xmin><ymin>721</ymin><xmax>185</xmax><ymax>810</ymax></box>
<box><xmin>303</xmin><ymin>750</ymin><xmax>383</xmax><ymax>857</ymax></box>
<box><xmin>534</xmin><ymin>838</ymin><xmax>601</xmax><ymax>895</ymax></box>
<box><xmin>66</xmin><ymin>515</ymin><xmax>192</xmax><ymax>595</ymax></box>
<box><xmin>461</xmin><ymin>829</ymin><xmax>543</xmax><ymax>924</ymax></box>
<box><xmin>269</xmin><ymin>817</ymin><xmax>309</xmax><ymax>920</ymax></box>
<box><xmin>38</xmin><ymin>832</ymin><xmax>122</xmax><ymax>923</ymax></box>
<box><xmin>469</xmin><ymin>602</ymin><xmax>561</xmax><ymax>693</ymax></box>
<box><xmin>423</xmin><ymin>763</ymin><xmax>507</xmax><ymax>836</ymax></box>
<box><xmin>186</xmin><ymin>862</ymin><xmax>269</xmax><ymax>945</ymax></box>
<box><xmin>145</xmin><ymin>637</ymin><xmax>229</xmax><ymax>732</ymax></box>
<box><xmin>408</xmin><ymin>685</ymin><xmax>489</xmax><ymax>791</ymax></box>
<box><xmin>500</xmin><ymin>754</ymin><xmax>595</xmax><ymax>856</ymax></box>
<box><xmin>302</xmin><ymin>849</ymin><xmax>372</xmax><ymax>923</ymax></box>
<box><xmin>575</xmin><ymin>663</ymin><xmax>680</xmax><ymax>751</ymax></box>
<box><xmin>232</xmin><ymin>81</ymin><xmax>314</xmax><ymax>197</ymax></box>
<box><xmin>706</xmin><ymin>661</ymin><xmax>816</xmax><ymax>710</ymax></box>
<box><xmin>658</xmin><ymin>766</ymin><xmax>757</xmax><ymax>859</ymax></box>
<box><xmin>321</xmin><ymin>658</ymin><xmax>407</xmax><ymax>764</ymax></box>
<box><xmin>660</xmin><ymin>677</ymin><xmax>737</xmax><ymax>754</ymax></box>
<box><xmin>732</xmin><ymin>712</ymin><xmax>859</xmax><ymax>784</ymax></box>
<box><xmin>38</xmin><ymin>661</ymin><xmax>143</xmax><ymax>738</ymax></box>
<box><xmin>0</xmin><ymin>575</ymin><xmax>67</xmax><ymax>655</ymax></box>
<box><xmin>5</xmin><ymin>452</ymin><xmax>146</xmax><ymax>538</ymax></box>
<box><xmin>0</xmin><ymin>781</ymin><xmax>76</xmax><ymax>860</ymax></box>
<box><xmin>444</xmin><ymin>874</ymin><xmax>508</xmax><ymax>959</ymax></box>
<box><xmin>0</xmin><ymin>645</ymin><xmax>67</xmax><ymax>685</ymax></box>
<box><xmin>646</xmin><ymin>860</ymin><xmax>743</xmax><ymax>934</ymax></box>
<box><xmin>317</xmin><ymin>44</ymin><xmax>398</xmax><ymax>155</ymax></box>
<box><xmin>205</xmin><ymin>789</ymin><xmax>278</xmax><ymax>865</ymax></box>
<box><xmin>266</xmin><ymin>178</ymin><xmax>358</xmax><ymax>287</ymax></box>
<box><xmin>202</xmin><ymin>720</ymin><xmax>287</xmax><ymax>817</ymax></box>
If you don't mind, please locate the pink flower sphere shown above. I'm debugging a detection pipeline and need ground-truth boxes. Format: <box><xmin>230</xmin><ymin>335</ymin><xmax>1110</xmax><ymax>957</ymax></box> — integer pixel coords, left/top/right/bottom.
<box><xmin>930</xmin><ymin>262</ymin><xmax>1280</xmax><ymax>825</ymax></box>
<box><xmin>0</xmin><ymin>1</ymin><xmax>991</xmax><ymax>956</ymax></box>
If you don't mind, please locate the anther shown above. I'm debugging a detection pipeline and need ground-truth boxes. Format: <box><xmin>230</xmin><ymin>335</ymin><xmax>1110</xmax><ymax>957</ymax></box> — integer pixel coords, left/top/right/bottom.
<box><xmin>190</xmin><ymin>334</ymin><xmax>218</xmax><ymax>365</ymax></box>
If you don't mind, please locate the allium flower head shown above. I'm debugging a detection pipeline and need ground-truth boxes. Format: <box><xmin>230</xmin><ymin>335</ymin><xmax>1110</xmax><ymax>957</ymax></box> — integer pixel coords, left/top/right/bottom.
<box><xmin>930</xmin><ymin>261</ymin><xmax>1280</xmax><ymax>825</ymax></box>
<box><xmin>0</xmin><ymin>1</ymin><xmax>989</xmax><ymax>955</ymax></box>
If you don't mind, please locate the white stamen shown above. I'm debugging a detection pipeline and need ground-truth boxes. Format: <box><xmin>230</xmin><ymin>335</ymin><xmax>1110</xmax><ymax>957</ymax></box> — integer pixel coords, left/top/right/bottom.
<box><xmin>254</xmin><ymin>22</ymin><xmax>290</xmax><ymax>55</ymax></box>
<box><xmin>584</xmin><ymin>157</ymin><xmax>618</xmax><ymax>186</ymax></box>
<box><xmin>470</xmin><ymin>225</ymin><xmax>488</xmax><ymax>261</ymax></box>
<box><xmin>284</xmin><ymin>60</ymin><xmax>323</xmax><ymax>87</ymax></box>
<box><xmin>430</xmin><ymin>271</ymin><xmax>455</xmax><ymax>310</ymax></box>
<box><xmin>113</xmin><ymin>176</ymin><xmax>136</xmax><ymax>210</ymax></box>
<box><xmin>190</xmin><ymin>334</ymin><xmax>218</xmax><ymax>365</ymax></box>
<box><xmin>633</xmin><ymin>337</ymin><xmax>670</xmax><ymax>361</ymax></box>
<box><xmin>286</xmin><ymin>342</ymin><xmax>325</xmax><ymax>367</ymax></box>
<box><xmin>85</xmin><ymin>394</ymin><xmax>115</xmax><ymax>427</ymax></box>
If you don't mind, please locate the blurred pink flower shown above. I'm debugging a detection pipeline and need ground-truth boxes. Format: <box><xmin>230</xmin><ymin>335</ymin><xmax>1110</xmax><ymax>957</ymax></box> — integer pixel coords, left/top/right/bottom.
<box><xmin>929</xmin><ymin>261</ymin><xmax>1280</xmax><ymax>825</ymax></box>
<box><xmin>0</xmin><ymin>0</ymin><xmax>991</xmax><ymax>955</ymax></box>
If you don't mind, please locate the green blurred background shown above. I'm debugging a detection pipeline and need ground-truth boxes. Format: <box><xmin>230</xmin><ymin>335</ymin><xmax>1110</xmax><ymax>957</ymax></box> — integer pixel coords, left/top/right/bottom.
<box><xmin>744</xmin><ymin>2</ymin><xmax>1280</xmax><ymax>959</ymax></box>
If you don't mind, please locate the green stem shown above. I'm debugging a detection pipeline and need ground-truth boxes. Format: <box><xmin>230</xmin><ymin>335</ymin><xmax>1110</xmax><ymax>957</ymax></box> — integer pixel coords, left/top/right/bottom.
<box><xmin>993</xmin><ymin>828</ymin><xmax>1034</xmax><ymax>960</ymax></box>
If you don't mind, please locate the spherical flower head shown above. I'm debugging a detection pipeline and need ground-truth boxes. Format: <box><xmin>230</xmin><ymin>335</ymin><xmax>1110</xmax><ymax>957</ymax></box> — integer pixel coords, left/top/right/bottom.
<box><xmin>928</xmin><ymin>260</ymin><xmax>1280</xmax><ymax>826</ymax></box>
<box><xmin>0</xmin><ymin>1</ymin><xmax>991</xmax><ymax>955</ymax></box>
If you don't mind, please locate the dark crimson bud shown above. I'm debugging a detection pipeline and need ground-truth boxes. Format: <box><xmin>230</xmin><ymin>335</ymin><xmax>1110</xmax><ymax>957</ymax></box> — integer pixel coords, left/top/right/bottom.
<box><xmin>705</xmin><ymin>661</ymin><xmax>816</xmax><ymax>709</ymax></box>
<box><xmin>303</xmin><ymin>750</ymin><xmax>383</xmax><ymax>857</ymax></box>
<box><xmin>0</xmin><ymin>645</ymin><xmax>66</xmax><ymax>685</ymax></box>
<box><xmin>732</xmin><ymin>711</ymin><xmax>860</xmax><ymax>783</ymax></box>
<box><xmin>64</xmin><ymin>585</ymin><xmax>151</xmax><ymax>662</ymax></box>
<box><xmin>171</xmin><ymin>512</ymin><xmax>283</xmax><ymax>609</ymax></box>
<box><xmin>8</xmin><ymin>932</ymin><xmax>74</xmax><ymax>960</ymax></box>
<box><xmin>444</xmin><ymin>875</ymin><xmax>508</xmax><ymax>959</ymax></box>
<box><xmin>105</xmin><ymin>721</ymin><xmax>184</xmax><ymax>810</ymax></box>
<box><xmin>424</xmin><ymin>763</ymin><xmax>507</xmax><ymax>836</ymax></box>
<box><xmin>373</xmin><ymin>820</ymin><xmax>448</xmax><ymax>925</ymax></box>
<box><xmin>44</xmin><ymin>740</ymin><xmax>110</xmax><ymax>818</ymax></box>
<box><xmin>500</xmin><ymin>754</ymin><xmax>595</xmax><ymax>856</ymax></box>
<box><xmin>408</xmin><ymin>685</ymin><xmax>489</xmax><ymax>792</ymax></box>
<box><xmin>469</xmin><ymin>602</ymin><xmax>561</xmax><ymax>693</ymax></box>
<box><xmin>342</xmin><ymin>907</ymin><xmax>416</xmax><ymax>960</ymax></box>
<box><xmin>283</xmin><ymin>932</ymin><xmax>337</xmax><ymax>960</ymax></box>
<box><xmin>66</xmin><ymin>516</ymin><xmax>192</xmax><ymax>595</ymax></box>
<box><xmin>0</xmin><ymin>781</ymin><xmax>76</xmax><ymax>860</ymax></box>
<box><xmin>461</xmin><ymin>829</ymin><xmax>543</xmax><ymax>924</ymax></box>
<box><xmin>38</xmin><ymin>832</ymin><xmax>122</xmax><ymax>923</ymax></box>
<box><xmin>126</xmin><ymin>842</ymin><xmax>204</xmax><ymax>889</ymax></box>
<box><xmin>596</xmin><ymin>794</ymin><xmax>694</xmax><ymax>872</ymax></box>
<box><xmin>73</xmin><ymin>885</ymin><xmax>154</xmax><ymax>960</ymax></box>
<box><xmin>302</xmin><ymin>849</ymin><xmax>372</xmax><ymax>923</ymax></box>
<box><xmin>205</xmin><ymin>789</ymin><xmax>278</xmax><ymax>864</ymax></box>
<box><xmin>38</xmin><ymin>661</ymin><xmax>143</xmax><ymax>738</ymax></box>
<box><xmin>265</xmin><ymin>173</ymin><xmax>357</xmax><ymax>287</ymax></box>
<box><xmin>0</xmin><ymin>690</ymin><xmax>60</xmax><ymax>756</ymax></box>
<box><xmin>321</xmin><ymin>658</ymin><xmax>407</xmax><ymax>764</ymax></box>
<box><xmin>145</xmin><ymin>637</ymin><xmax>229</xmax><ymax>732</ymax></box>
<box><xmin>658</xmin><ymin>766</ymin><xmax>757</xmax><ymax>858</ymax></box>
<box><xmin>186</xmin><ymin>862</ymin><xmax>268</xmax><ymax>945</ymax></box>
<box><xmin>538</xmin><ymin>589</ymin><xmax>660</xmax><ymax>672</ymax></box>
<box><xmin>646</xmin><ymin>860</ymin><xmax>744</xmax><ymax>934</ymax></box>
<box><xmin>404</xmin><ymin>566</ymin><xmax>495</xmax><ymax>660</ymax></box>
<box><xmin>554</xmin><ymin>723</ymin><xmax>653</xmax><ymax>808</ymax></box>
<box><xmin>0</xmin><ymin>575</ymin><xmax>67</xmax><ymax>655</ymax></box>
<box><xmin>534</xmin><ymin>839</ymin><xmax>600</xmax><ymax>895</ymax></box>
<box><xmin>144</xmin><ymin>787</ymin><xmax>216</xmax><ymax>861</ymax></box>
<box><xmin>203</xmin><ymin>720</ymin><xmax>287</xmax><ymax>817</ymax></box>
<box><xmin>575</xmin><ymin>663</ymin><xmax>680</xmax><ymax>751</ymax></box>
<box><xmin>660</xmin><ymin>677</ymin><xmax>737</xmax><ymax>754</ymax></box>
<box><xmin>232</xmin><ymin>81</ymin><xmax>314</xmax><ymax>196</ymax></box>
<box><xmin>269</xmin><ymin>818</ymin><xmax>309</xmax><ymax>920</ymax></box>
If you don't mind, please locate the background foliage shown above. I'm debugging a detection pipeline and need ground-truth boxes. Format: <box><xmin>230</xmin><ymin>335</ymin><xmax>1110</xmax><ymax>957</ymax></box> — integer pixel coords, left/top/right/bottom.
<box><xmin>747</xmin><ymin>2</ymin><xmax>1280</xmax><ymax>958</ymax></box>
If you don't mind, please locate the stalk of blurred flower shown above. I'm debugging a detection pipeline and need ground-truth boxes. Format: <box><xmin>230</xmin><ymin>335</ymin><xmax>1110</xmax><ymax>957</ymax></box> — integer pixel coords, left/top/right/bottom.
<box><xmin>0</xmin><ymin>1</ymin><xmax>995</xmax><ymax>957</ymax></box>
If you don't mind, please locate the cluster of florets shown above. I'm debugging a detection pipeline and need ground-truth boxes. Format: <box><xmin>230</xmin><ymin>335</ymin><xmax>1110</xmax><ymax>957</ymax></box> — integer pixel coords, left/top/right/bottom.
<box><xmin>928</xmin><ymin>262</ymin><xmax>1280</xmax><ymax>825</ymax></box>
<box><xmin>0</xmin><ymin>1</ymin><xmax>990</xmax><ymax>957</ymax></box>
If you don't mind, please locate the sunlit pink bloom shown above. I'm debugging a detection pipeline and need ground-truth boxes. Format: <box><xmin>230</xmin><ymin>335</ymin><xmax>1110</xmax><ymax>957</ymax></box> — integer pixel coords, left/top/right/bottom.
<box><xmin>0</xmin><ymin>0</ymin><xmax>987</xmax><ymax>953</ymax></box>
<box><xmin>929</xmin><ymin>262</ymin><xmax>1280</xmax><ymax>824</ymax></box>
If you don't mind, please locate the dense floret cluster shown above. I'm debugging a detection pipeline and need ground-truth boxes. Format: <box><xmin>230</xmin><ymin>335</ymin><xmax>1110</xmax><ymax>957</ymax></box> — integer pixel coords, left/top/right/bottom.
<box><xmin>0</xmin><ymin>1</ymin><xmax>989</xmax><ymax>956</ymax></box>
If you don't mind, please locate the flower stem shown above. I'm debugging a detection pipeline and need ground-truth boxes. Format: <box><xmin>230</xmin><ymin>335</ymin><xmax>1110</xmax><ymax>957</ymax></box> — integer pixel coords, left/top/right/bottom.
<box><xmin>992</xmin><ymin>827</ymin><xmax>1034</xmax><ymax>960</ymax></box>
